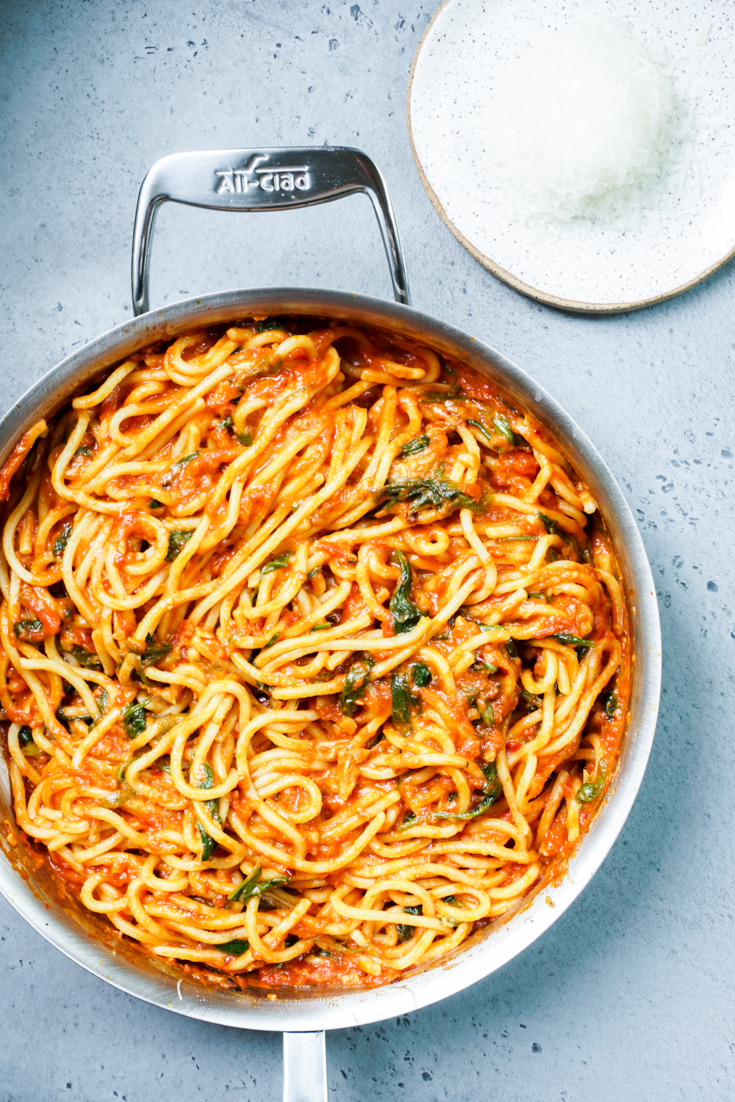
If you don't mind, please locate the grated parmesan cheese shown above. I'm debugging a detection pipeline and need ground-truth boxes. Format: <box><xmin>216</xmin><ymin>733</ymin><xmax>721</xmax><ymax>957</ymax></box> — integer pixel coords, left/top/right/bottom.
<box><xmin>485</xmin><ymin>16</ymin><xmax>680</xmax><ymax>223</ymax></box>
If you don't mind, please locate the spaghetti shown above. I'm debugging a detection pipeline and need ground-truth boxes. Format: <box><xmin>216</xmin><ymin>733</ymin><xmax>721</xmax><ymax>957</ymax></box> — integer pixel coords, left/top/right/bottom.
<box><xmin>0</xmin><ymin>319</ymin><xmax>629</xmax><ymax>987</ymax></box>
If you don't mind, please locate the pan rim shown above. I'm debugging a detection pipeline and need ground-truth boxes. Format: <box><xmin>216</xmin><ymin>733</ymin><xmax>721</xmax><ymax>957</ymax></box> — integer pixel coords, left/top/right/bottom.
<box><xmin>0</xmin><ymin>287</ymin><xmax>661</xmax><ymax>1031</ymax></box>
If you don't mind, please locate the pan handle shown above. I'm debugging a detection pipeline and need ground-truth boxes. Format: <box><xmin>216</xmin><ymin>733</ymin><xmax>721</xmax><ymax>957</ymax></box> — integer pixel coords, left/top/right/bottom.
<box><xmin>282</xmin><ymin>1031</ymin><xmax>328</xmax><ymax>1102</ymax></box>
<box><xmin>131</xmin><ymin>146</ymin><xmax>410</xmax><ymax>315</ymax></box>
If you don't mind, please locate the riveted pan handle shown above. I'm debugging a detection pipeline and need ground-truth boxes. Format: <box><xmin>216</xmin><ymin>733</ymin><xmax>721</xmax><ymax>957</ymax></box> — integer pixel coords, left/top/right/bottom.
<box><xmin>131</xmin><ymin>146</ymin><xmax>410</xmax><ymax>314</ymax></box>
<box><xmin>282</xmin><ymin>1031</ymin><xmax>328</xmax><ymax>1102</ymax></box>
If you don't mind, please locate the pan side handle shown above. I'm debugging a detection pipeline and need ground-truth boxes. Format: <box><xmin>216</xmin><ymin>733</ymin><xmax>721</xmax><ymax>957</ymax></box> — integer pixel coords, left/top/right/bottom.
<box><xmin>131</xmin><ymin>146</ymin><xmax>410</xmax><ymax>315</ymax></box>
<box><xmin>282</xmin><ymin>1031</ymin><xmax>328</xmax><ymax>1102</ymax></box>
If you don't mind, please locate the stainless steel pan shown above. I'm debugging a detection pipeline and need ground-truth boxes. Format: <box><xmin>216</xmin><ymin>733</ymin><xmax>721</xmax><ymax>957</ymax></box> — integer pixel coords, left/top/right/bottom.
<box><xmin>0</xmin><ymin>148</ymin><xmax>661</xmax><ymax>1102</ymax></box>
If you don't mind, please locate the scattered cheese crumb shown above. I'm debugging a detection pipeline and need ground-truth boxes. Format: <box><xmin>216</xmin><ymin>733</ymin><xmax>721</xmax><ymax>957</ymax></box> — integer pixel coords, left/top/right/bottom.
<box><xmin>696</xmin><ymin>20</ymin><xmax>712</xmax><ymax>47</ymax></box>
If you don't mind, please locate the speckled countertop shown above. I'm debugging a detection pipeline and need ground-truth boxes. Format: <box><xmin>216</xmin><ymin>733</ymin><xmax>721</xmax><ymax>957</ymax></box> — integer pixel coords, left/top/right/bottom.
<box><xmin>1</xmin><ymin>3</ymin><xmax>733</xmax><ymax>1100</ymax></box>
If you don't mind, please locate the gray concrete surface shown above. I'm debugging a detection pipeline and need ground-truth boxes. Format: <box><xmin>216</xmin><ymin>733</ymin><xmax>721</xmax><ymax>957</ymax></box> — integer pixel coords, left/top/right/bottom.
<box><xmin>0</xmin><ymin>1</ymin><xmax>733</xmax><ymax>1100</ymax></box>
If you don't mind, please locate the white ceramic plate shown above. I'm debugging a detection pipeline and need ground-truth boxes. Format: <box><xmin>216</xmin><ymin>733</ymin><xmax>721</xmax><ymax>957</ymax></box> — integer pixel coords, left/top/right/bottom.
<box><xmin>408</xmin><ymin>0</ymin><xmax>735</xmax><ymax>313</ymax></box>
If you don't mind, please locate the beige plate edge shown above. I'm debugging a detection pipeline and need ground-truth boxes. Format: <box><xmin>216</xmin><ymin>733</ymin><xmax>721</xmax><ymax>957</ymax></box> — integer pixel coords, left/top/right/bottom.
<box><xmin>406</xmin><ymin>0</ymin><xmax>735</xmax><ymax>315</ymax></box>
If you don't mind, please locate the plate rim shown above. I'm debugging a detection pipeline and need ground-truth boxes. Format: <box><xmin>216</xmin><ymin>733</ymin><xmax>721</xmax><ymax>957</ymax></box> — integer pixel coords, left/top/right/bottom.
<box><xmin>407</xmin><ymin>0</ymin><xmax>735</xmax><ymax>314</ymax></box>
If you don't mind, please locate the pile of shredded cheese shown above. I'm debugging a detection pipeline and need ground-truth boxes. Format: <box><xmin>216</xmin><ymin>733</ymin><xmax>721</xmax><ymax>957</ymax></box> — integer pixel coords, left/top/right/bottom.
<box><xmin>486</xmin><ymin>16</ymin><xmax>679</xmax><ymax>222</ymax></box>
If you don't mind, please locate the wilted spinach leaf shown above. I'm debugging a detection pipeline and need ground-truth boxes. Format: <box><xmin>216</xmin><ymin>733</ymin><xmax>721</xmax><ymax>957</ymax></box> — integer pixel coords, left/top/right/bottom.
<box><xmin>53</xmin><ymin>521</ymin><xmax>73</xmax><ymax>557</ymax></box>
<box><xmin>122</xmin><ymin>700</ymin><xmax>146</xmax><ymax>738</ymax></box>
<box><xmin>435</xmin><ymin>761</ymin><xmax>502</xmax><ymax>821</ymax></box>
<box><xmin>399</xmin><ymin>435</ymin><xmax>430</xmax><ymax>458</ymax></box>
<box><xmin>166</xmin><ymin>529</ymin><xmax>194</xmax><ymax>561</ymax></box>
<box><xmin>389</xmin><ymin>551</ymin><xmax>421</xmax><ymax>636</ymax></box>
<box><xmin>340</xmin><ymin>658</ymin><xmax>373</xmax><ymax>716</ymax></box>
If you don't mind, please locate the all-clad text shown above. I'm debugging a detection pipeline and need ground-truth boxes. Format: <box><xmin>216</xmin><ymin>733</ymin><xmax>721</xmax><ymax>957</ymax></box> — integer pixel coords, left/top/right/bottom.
<box><xmin>214</xmin><ymin>155</ymin><xmax>310</xmax><ymax>194</ymax></box>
